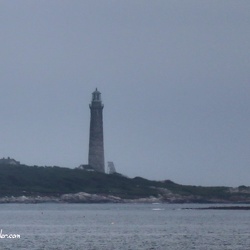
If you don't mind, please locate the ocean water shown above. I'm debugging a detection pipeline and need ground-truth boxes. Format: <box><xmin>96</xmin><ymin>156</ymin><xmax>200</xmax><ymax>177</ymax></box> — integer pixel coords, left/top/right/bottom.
<box><xmin>0</xmin><ymin>203</ymin><xmax>249</xmax><ymax>250</ymax></box>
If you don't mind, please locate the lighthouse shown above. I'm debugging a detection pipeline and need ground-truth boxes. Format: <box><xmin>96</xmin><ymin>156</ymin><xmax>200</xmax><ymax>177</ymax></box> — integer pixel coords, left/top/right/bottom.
<box><xmin>88</xmin><ymin>88</ymin><xmax>105</xmax><ymax>172</ymax></box>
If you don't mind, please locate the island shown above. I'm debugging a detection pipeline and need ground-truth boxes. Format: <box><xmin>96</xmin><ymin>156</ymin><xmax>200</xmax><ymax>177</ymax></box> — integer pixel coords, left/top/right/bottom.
<box><xmin>0</xmin><ymin>162</ymin><xmax>249</xmax><ymax>204</ymax></box>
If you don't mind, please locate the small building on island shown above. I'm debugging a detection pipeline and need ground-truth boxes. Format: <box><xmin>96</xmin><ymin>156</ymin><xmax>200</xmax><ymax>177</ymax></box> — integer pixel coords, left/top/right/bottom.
<box><xmin>0</xmin><ymin>157</ymin><xmax>20</xmax><ymax>165</ymax></box>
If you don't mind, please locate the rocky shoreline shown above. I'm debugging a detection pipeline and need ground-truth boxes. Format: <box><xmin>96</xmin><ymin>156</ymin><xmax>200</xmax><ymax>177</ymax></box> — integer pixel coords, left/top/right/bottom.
<box><xmin>1</xmin><ymin>191</ymin><xmax>250</xmax><ymax>204</ymax></box>
<box><xmin>0</xmin><ymin>192</ymin><xmax>161</xmax><ymax>204</ymax></box>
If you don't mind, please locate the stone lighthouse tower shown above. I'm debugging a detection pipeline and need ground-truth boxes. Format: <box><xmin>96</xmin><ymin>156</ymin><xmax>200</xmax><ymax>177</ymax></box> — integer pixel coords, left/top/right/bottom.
<box><xmin>88</xmin><ymin>88</ymin><xmax>105</xmax><ymax>172</ymax></box>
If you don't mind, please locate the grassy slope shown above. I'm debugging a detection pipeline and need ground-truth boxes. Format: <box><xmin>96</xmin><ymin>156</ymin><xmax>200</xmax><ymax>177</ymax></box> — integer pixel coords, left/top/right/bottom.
<box><xmin>0</xmin><ymin>164</ymin><xmax>159</xmax><ymax>198</ymax></box>
<box><xmin>0</xmin><ymin>164</ymin><xmax>249</xmax><ymax>201</ymax></box>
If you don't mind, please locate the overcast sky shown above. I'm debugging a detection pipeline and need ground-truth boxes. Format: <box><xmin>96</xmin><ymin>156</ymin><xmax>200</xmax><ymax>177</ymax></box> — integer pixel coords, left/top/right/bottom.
<box><xmin>0</xmin><ymin>1</ymin><xmax>249</xmax><ymax>186</ymax></box>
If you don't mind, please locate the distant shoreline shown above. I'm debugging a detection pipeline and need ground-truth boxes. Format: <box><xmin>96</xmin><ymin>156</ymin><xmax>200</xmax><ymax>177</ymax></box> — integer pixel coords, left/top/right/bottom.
<box><xmin>1</xmin><ymin>194</ymin><xmax>250</xmax><ymax>205</ymax></box>
<box><xmin>184</xmin><ymin>206</ymin><xmax>250</xmax><ymax>210</ymax></box>
<box><xmin>1</xmin><ymin>163</ymin><xmax>250</xmax><ymax>203</ymax></box>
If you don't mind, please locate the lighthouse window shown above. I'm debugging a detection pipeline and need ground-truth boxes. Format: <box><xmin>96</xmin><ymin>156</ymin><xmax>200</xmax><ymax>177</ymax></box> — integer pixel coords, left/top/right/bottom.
<box><xmin>92</xmin><ymin>90</ymin><xmax>101</xmax><ymax>102</ymax></box>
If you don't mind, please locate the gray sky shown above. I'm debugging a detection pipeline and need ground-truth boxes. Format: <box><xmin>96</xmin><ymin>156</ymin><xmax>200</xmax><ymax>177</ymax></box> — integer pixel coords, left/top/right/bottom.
<box><xmin>0</xmin><ymin>1</ymin><xmax>249</xmax><ymax>186</ymax></box>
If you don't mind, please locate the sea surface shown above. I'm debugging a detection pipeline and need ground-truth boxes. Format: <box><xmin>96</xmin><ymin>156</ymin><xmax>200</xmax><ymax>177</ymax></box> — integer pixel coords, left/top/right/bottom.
<box><xmin>0</xmin><ymin>203</ymin><xmax>249</xmax><ymax>250</ymax></box>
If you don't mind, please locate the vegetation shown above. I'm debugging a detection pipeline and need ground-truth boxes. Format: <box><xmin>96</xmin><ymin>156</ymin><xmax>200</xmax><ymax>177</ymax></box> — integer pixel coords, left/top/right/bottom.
<box><xmin>0</xmin><ymin>164</ymin><xmax>159</xmax><ymax>198</ymax></box>
<box><xmin>0</xmin><ymin>164</ymin><xmax>249</xmax><ymax>202</ymax></box>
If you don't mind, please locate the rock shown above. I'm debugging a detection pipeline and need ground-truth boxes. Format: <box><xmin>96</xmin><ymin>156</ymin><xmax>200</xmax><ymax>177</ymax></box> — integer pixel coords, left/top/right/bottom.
<box><xmin>60</xmin><ymin>192</ymin><xmax>122</xmax><ymax>203</ymax></box>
